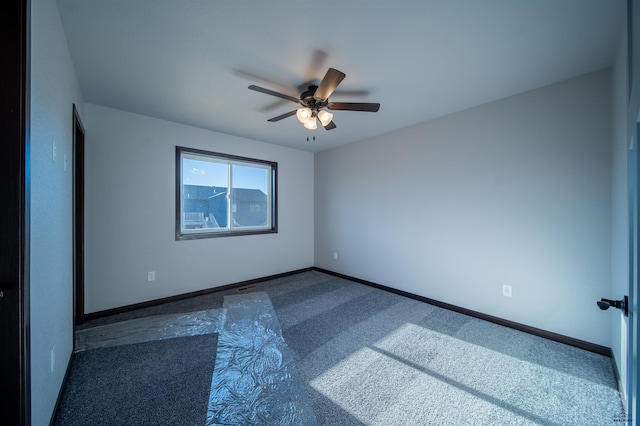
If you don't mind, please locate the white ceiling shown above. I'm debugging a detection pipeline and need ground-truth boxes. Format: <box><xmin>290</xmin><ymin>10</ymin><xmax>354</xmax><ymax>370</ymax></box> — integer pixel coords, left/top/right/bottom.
<box><xmin>56</xmin><ymin>0</ymin><xmax>625</xmax><ymax>153</ymax></box>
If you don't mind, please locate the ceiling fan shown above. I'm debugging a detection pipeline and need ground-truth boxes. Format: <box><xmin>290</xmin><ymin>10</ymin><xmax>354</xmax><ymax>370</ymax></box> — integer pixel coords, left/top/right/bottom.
<box><xmin>248</xmin><ymin>68</ymin><xmax>380</xmax><ymax>131</ymax></box>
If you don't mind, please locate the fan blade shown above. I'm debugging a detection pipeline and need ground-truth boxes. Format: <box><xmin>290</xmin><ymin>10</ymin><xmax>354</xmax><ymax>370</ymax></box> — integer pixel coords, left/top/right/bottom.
<box><xmin>260</xmin><ymin>79</ymin><xmax>318</xmax><ymax>112</ymax></box>
<box><xmin>249</xmin><ymin>85</ymin><xmax>300</xmax><ymax>103</ymax></box>
<box><xmin>331</xmin><ymin>89</ymin><xmax>370</xmax><ymax>97</ymax></box>
<box><xmin>314</xmin><ymin>68</ymin><xmax>346</xmax><ymax>101</ymax></box>
<box><xmin>306</xmin><ymin>49</ymin><xmax>328</xmax><ymax>82</ymax></box>
<box><xmin>235</xmin><ymin>70</ymin><xmax>296</xmax><ymax>93</ymax></box>
<box><xmin>328</xmin><ymin>102</ymin><xmax>380</xmax><ymax>112</ymax></box>
<box><xmin>267</xmin><ymin>110</ymin><xmax>297</xmax><ymax>122</ymax></box>
<box><xmin>323</xmin><ymin>120</ymin><xmax>337</xmax><ymax>130</ymax></box>
<box><xmin>260</xmin><ymin>81</ymin><xmax>318</xmax><ymax>112</ymax></box>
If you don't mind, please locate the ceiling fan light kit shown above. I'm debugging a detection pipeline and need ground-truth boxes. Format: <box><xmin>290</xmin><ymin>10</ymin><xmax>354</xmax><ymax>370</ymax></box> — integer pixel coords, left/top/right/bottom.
<box><xmin>296</xmin><ymin>108</ymin><xmax>332</xmax><ymax>130</ymax></box>
<box><xmin>249</xmin><ymin>68</ymin><xmax>380</xmax><ymax>132</ymax></box>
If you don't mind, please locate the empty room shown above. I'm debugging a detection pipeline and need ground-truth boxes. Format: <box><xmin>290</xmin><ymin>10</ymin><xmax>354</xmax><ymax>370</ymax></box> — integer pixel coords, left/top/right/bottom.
<box><xmin>2</xmin><ymin>0</ymin><xmax>639</xmax><ymax>425</ymax></box>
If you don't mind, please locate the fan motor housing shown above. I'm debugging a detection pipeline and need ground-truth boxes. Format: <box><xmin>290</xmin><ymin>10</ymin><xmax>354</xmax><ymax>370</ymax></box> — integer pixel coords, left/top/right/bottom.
<box><xmin>300</xmin><ymin>85</ymin><xmax>327</xmax><ymax>110</ymax></box>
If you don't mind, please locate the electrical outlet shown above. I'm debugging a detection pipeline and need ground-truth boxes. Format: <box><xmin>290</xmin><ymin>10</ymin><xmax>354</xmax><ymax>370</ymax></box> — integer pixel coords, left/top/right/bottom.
<box><xmin>502</xmin><ymin>285</ymin><xmax>512</xmax><ymax>297</ymax></box>
<box><xmin>148</xmin><ymin>271</ymin><xmax>156</xmax><ymax>282</ymax></box>
<box><xmin>52</xmin><ymin>140</ymin><xmax>57</xmax><ymax>162</ymax></box>
<box><xmin>333</xmin><ymin>252</ymin><xmax>338</xmax><ymax>260</ymax></box>
<box><xmin>50</xmin><ymin>346</ymin><xmax>55</xmax><ymax>373</ymax></box>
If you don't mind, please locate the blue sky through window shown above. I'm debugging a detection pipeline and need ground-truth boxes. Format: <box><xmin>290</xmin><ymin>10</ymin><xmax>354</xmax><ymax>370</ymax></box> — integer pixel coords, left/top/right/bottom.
<box><xmin>183</xmin><ymin>158</ymin><xmax>268</xmax><ymax>194</ymax></box>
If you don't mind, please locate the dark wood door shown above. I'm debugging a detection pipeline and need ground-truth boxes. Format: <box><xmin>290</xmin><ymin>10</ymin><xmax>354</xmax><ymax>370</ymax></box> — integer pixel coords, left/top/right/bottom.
<box><xmin>73</xmin><ymin>105</ymin><xmax>85</xmax><ymax>326</ymax></box>
<box><xmin>0</xmin><ymin>0</ymin><xmax>31</xmax><ymax>423</ymax></box>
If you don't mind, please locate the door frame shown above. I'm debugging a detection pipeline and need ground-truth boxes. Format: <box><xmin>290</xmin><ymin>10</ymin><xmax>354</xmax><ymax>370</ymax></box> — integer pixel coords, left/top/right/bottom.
<box><xmin>0</xmin><ymin>0</ymin><xmax>31</xmax><ymax>423</ymax></box>
<box><xmin>631</xmin><ymin>121</ymin><xmax>640</xmax><ymax>426</ymax></box>
<box><xmin>627</xmin><ymin>123</ymin><xmax>638</xmax><ymax>425</ymax></box>
<box><xmin>73</xmin><ymin>104</ymin><xmax>85</xmax><ymax>326</ymax></box>
<box><xmin>626</xmin><ymin>1</ymin><xmax>639</xmax><ymax>422</ymax></box>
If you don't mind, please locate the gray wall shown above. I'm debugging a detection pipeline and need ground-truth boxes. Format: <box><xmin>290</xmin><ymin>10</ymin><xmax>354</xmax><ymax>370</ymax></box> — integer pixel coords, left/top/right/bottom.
<box><xmin>30</xmin><ymin>0</ymin><xmax>85</xmax><ymax>424</ymax></box>
<box><xmin>83</xmin><ymin>104</ymin><xmax>314</xmax><ymax>313</ymax></box>
<box><xmin>315</xmin><ymin>70</ymin><xmax>612</xmax><ymax>346</ymax></box>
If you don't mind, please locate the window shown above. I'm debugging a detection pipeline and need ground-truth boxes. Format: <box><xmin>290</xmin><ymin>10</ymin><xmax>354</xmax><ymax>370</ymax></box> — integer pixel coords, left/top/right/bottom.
<box><xmin>176</xmin><ymin>146</ymin><xmax>277</xmax><ymax>239</ymax></box>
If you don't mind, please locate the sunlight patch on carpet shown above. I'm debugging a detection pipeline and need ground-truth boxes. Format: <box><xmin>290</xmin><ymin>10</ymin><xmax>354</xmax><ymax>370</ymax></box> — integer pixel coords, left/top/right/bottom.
<box><xmin>310</xmin><ymin>322</ymin><xmax>623</xmax><ymax>425</ymax></box>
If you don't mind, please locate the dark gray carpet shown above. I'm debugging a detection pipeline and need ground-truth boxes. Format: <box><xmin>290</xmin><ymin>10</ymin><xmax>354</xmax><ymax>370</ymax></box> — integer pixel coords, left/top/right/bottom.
<box><xmin>53</xmin><ymin>333</ymin><xmax>218</xmax><ymax>426</ymax></box>
<box><xmin>58</xmin><ymin>270</ymin><xmax>626</xmax><ymax>425</ymax></box>
<box><xmin>263</xmin><ymin>271</ymin><xmax>626</xmax><ymax>425</ymax></box>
